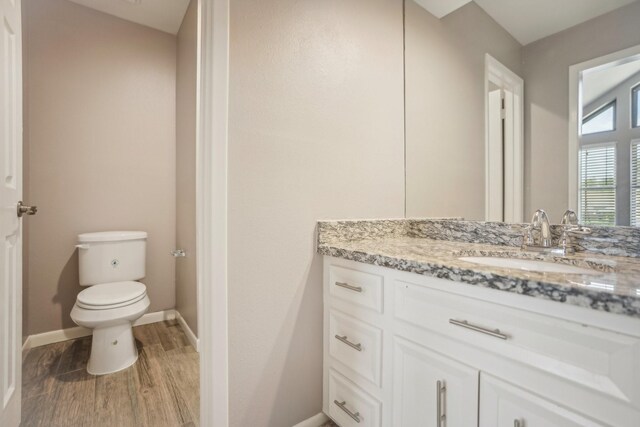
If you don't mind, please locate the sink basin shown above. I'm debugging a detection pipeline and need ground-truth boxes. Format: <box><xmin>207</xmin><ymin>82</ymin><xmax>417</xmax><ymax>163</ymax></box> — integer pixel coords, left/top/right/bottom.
<box><xmin>459</xmin><ymin>256</ymin><xmax>596</xmax><ymax>274</ymax></box>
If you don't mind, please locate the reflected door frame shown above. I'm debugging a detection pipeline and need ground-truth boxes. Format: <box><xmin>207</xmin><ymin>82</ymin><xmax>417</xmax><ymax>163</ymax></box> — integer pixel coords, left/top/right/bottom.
<box><xmin>484</xmin><ymin>54</ymin><xmax>524</xmax><ymax>223</ymax></box>
<box><xmin>568</xmin><ymin>44</ymin><xmax>640</xmax><ymax>215</ymax></box>
<box><xmin>197</xmin><ymin>0</ymin><xmax>230</xmax><ymax>425</ymax></box>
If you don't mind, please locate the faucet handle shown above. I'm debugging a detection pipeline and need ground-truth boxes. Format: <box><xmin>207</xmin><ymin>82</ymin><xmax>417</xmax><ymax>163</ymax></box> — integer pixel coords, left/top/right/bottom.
<box><xmin>566</xmin><ymin>225</ymin><xmax>592</xmax><ymax>235</ymax></box>
<box><xmin>522</xmin><ymin>225</ymin><xmax>534</xmax><ymax>247</ymax></box>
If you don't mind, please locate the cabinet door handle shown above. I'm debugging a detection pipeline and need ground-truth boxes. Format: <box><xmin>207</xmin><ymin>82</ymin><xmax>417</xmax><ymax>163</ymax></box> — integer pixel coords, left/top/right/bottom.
<box><xmin>449</xmin><ymin>319</ymin><xmax>508</xmax><ymax>340</ymax></box>
<box><xmin>514</xmin><ymin>419</ymin><xmax>524</xmax><ymax>427</ymax></box>
<box><xmin>436</xmin><ymin>380</ymin><xmax>446</xmax><ymax>426</ymax></box>
<box><xmin>334</xmin><ymin>400</ymin><xmax>361</xmax><ymax>423</ymax></box>
<box><xmin>335</xmin><ymin>281</ymin><xmax>363</xmax><ymax>292</ymax></box>
<box><xmin>335</xmin><ymin>335</ymin><xmax>362</xmax><ymax>351</ymax></box>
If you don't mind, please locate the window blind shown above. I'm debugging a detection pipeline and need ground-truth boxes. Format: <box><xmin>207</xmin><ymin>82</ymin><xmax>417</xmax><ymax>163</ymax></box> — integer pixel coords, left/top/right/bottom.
<box><xmin>579</xmin><ymin>144</ymin><xmax>616</xmax><ymax>226</ymax></box>
<box><xmin>632</xmin><ymin>141</ymin><xmax>640</xmax><ymax>226</ymax></box>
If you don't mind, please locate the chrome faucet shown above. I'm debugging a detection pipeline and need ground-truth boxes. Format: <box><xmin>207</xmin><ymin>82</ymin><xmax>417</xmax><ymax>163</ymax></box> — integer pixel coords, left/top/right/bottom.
<box><xmin>558</xmin><ymin>209</ymin><xmax>591</xmax><ymax>254</ymax></box>
<box><xmin>528</xmin><ymin>209</ymin><xmax>552</xmax><ymax>247</ymax></box>
<box><xmin>561</xmin><ymin>209</ymin><xmax>578</xmax><ymax>226</ymax></box>
<box><xmin>522</xmin><ymin>209</ymin><xmax>591</xmax><ymax>255</ymax></box>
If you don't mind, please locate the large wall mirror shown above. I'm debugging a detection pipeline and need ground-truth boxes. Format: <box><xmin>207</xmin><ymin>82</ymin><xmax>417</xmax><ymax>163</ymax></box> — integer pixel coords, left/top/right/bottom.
<box><xmin>569</xmin><ymin>46</ymin><xmax>640</xmax><ymax>226</ymax></box>
<box><xmin>405</xmin><ymin>0</ymin><xmax>640</xmax><ymax>227</ymax></box>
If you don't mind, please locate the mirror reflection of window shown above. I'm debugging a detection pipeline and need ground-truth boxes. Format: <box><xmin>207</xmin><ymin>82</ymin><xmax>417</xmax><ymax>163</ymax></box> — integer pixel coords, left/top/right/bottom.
<box><xmin>582</xmin><ymin>101</ymin><xmax>616</xmax><ymax>135</ymax></box>
<box><xmin>579</xmin><ymin>144</ymin><xmax>616</xmax><ymax>226</ymax></box>
<box><xmin>579</xmin><ymin>58</ymin><xmax>640</xmax><ymax>226</ymax></box>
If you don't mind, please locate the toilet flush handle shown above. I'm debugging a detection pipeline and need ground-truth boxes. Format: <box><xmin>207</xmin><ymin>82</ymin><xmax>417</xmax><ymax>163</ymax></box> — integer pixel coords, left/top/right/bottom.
<box><xmin>75</xmin><ymin>244</ymin><xmax>90</xmax><ymax>250</ymax></box>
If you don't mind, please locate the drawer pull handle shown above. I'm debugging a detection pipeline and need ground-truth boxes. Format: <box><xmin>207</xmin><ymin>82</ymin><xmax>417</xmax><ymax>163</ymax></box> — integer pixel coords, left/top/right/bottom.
<box><xmin>335</xmin><ymin>335</ymin><xmax>362</xmax><ymax>351</ymax></box>
<box><xmin>335</xmin><ymin>281</ymin><xmax>363</xmax><ymax>293</ymax></box>
<box><xmin>436</xmin><ymin>380</ymin><xmax>446</xmax><ymax>426</ymax></box>
<box><xmin>334</xmin><ymin>400</ymin><xmax>361</xmax><ymax>423</ymax></box>
<box><xmin>449</xmin><ymin>319</ymin><xmax>508</xmax><ymax>340</ymax></box>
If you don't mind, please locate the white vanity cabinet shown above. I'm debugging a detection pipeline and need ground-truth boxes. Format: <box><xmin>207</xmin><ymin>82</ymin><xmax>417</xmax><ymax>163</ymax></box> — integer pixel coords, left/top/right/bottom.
<box><xmin>479</xmin><ymin>374</ymin><xmax>603</xmax><ymax>427</ymax></box>
<box><xmin>393</xmin><ymin>337</ymin><xmax>478</xmax><ymax>427</ymax></box>
<box><xmin>323</xmin><ymin>256</ymin><xmax>640</xmax><ymax>427</ymax></box>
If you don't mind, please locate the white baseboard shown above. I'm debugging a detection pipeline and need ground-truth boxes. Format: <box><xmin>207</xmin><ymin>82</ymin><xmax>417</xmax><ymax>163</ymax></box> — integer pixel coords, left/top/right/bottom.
<box><xmin>133</xmin><ymin>308</ymin><xmax>176</xmax><ymax>326</ymax></box>
<box><xmin>292</xmin><ymin>412</ymin><xmax>330</xmax><ymax>427</ymax></box>
<box><xmin>25</xmin><ymin>309</ymin><xmax>176</xmax><ymax>349</ymax></box>
<box><xmin>175</xmin><ymin>310</ymin><xmax>200</xmax><ymax>352</ymax></box>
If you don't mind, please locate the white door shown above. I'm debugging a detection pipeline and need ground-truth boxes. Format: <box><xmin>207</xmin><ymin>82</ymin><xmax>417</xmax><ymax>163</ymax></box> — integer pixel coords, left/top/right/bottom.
<box><xmin>393</xmin><ymin>336</ymin><xmax>479</xmax><ymax>427</ymax></box>
<box><xmin>0</xmin><ymin>0</ymin><xmax>23</xmax><ymax>425</ymax></box>
<box><xmin>479</xmin><ymin>374</ymin><xmax>604</xmax><ymax>427</ymax></box>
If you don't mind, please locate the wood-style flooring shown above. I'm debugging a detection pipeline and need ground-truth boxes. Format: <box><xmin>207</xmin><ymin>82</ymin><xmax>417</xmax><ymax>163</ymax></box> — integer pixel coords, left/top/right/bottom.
<box><xmin>21</xmin><ymin>320</ymin><xmax>199</xmax><ymax>427</ymax></box>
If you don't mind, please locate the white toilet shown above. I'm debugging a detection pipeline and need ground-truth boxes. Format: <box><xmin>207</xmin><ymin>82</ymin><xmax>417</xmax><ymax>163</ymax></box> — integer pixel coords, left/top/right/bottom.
<box><xmin>70</xmin><ymin>231</ymin><xmax>150</xmax><ymax>375</ymax></box>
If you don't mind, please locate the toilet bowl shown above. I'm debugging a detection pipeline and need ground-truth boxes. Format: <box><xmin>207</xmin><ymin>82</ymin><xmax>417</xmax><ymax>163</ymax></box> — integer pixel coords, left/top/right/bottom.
<box><xmin>71</xmin><ymin>281</ymin><xmax>150</xmax><ymax>375</ymax></box>
<box><xmin>71</xmin><ymin>231</ymin><xmax>150</xmax><ymax>375</ymax></box>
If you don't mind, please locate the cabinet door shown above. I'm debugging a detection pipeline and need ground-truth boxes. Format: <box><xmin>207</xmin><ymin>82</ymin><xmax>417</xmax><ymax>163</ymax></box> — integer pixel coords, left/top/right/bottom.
<box><xmin>393</xmin><ymin>336</ymin><xmax>479</xmax><ymax>427</ymax></box>
<box><xmin>479</xmin><ymin>374</ymin><xmax>604</xmax><ymax>427</ymax></box>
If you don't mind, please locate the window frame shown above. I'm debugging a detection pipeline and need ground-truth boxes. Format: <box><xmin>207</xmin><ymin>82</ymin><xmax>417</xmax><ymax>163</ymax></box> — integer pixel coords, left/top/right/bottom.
<box><xmin>582</xmin><ymin>99</ymin><xmax>617</xmax><ymax>135</ymax></box>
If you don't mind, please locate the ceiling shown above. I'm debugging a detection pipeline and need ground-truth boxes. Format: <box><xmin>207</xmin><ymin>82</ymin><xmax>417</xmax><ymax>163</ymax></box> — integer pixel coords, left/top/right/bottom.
<box><xmin>414</xmin><ymin>0</ymin><xmax>638</xmax><ymax>46</ymax></box>
<box><xmin>68</xmin><ymin>0</ymin><xmax>190</xmax><ymax>35</ymax></box>
<box><xmin>68</xmin><ymin>0</ymin><xmax>639</xmax><ymax>43</ymax></box>
<box><xmin>412</xmin><ymin>0</ymin><xmax>474</xmax><ymax>19</ymax></box>
<box><xmin>583</xmin><ymin>60</ymin><xmax>640</xmax><ymax>106</ymax></box>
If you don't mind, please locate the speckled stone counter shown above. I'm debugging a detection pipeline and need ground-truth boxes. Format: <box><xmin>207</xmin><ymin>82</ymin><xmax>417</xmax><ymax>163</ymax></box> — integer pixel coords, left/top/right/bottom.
<box><xmin>317</xmin><ymin>219</ymin><xmax>640</xmax><ymax>318</ymax></box>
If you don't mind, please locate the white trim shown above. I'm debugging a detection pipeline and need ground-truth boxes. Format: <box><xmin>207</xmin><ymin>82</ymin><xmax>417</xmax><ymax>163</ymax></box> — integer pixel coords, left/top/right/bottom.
<box><xmin>568</xmin><ymin>43</ymin><xmax>640</xmax><ymax>211</ymax></box>
<box><xmin>132</xmin><ymin>308</ymin><xmax>176</xmax><ymax>326</ymax></box>
<box><xmin>197</xmin><ymin>0</ymin><xmax>229</xmax><ymax>426</ymax></box>
<box><xmin>175</xmin><ymin>310</ymin><xmax>199</xmax><ymax>352</ymax></box>
<box><xmin>292</xmin><ymin>412</ymin><xmax>330</xmax><ymax>427</ymax></box>
<box><xmin>22</xmin><ymin>336</ymin><xmax>31</xmax><ymax>355</ymax></box>
<box><xmin>23</xmin><ymin>309</ymin><xmax>176</xmax><ymax>349</ymax></box>
<box><xmin>484</xmin><ymin>54</ymin><xmax>524</xmax><ymax>223</ymax></box>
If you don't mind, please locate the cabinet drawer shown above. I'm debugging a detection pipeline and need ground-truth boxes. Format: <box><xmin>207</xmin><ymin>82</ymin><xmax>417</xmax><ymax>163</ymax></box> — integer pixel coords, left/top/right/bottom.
<box><xmin>329</xmin><ymin>310</ymin><xmax>382</xmax><ymax>386</ymax></box>
<box><xmin>328</xmin><ymin>369</ymin><xmax>381</xmax><ymax>427</ymax></box>
<box><xmin>329</xmin><ymin>264</ymin><xmax>383</xmax><ymax>313</ymax></box>
<box><xmin>394</xmin><ymin>279</ymin><xmax>640</xmax><ymax>409</ymax></box>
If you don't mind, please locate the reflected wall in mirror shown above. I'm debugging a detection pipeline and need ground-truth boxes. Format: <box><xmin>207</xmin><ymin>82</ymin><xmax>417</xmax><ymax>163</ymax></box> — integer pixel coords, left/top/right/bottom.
<box><xmin>405</xmin><ymin>0</ymin><xmax>640</xmax><ymax>227</ymax></box>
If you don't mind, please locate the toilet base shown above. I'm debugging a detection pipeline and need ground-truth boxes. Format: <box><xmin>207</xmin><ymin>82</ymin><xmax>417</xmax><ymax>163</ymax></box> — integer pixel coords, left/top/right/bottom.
<box><xmin>87</xmin><ymin>322</ymin><xmax>138</xmax><ymax>375</ymax></box>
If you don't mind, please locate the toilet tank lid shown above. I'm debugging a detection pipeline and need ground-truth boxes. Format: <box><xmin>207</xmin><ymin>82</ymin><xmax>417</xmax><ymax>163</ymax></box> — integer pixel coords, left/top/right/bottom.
<box><xmin>78</xmin><ymin>231</ymin><xmax>147</xmax><ymax>243</ymax></box>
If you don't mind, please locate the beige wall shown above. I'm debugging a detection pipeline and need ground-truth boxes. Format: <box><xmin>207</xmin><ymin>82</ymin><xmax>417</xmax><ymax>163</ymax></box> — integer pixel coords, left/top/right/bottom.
<box><xmin>522</xmin><ymin>1</ymin><xmax>640</xmax><ymax>220</ymax></box>
<box><xmin>228</xmin><ymin>0</ymin><xmax>405</xmax><ymax>425</ymax></box>
<box><xmin>175</xmin><ymin>0</ymin><xmax>198</xmax><ymax>335</ymax></box>
<box><xmin>405</xmin><ymin>0</ymin><xmax>522</xmax><ymax>219</ymax></box>
<box><xmin>22</xmin><ymin>0</ymin><xmax>177</xmax><ymax>335</ymax></box>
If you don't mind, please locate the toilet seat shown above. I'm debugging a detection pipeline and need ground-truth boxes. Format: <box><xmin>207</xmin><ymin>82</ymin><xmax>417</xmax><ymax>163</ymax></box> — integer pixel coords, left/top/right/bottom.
<box><xmin>76</xmin><ymin>281</ymin><xmax>147</xmax><ymax>310</ymax></box>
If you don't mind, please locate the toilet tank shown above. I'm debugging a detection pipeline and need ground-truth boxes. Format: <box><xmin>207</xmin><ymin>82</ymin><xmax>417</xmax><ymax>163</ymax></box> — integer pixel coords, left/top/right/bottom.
<box><xmin>77</xmin><ymin>231</ymin><xmax>147</xmax><ymax>286</ymax></box>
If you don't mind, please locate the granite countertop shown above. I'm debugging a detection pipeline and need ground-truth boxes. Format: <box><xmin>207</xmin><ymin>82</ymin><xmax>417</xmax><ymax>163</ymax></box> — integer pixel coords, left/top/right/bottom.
<box><xmin>317</xmin><ymin>219</ymin><xmax>640</xmax><ymax>318</ymax></box>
